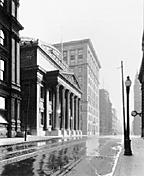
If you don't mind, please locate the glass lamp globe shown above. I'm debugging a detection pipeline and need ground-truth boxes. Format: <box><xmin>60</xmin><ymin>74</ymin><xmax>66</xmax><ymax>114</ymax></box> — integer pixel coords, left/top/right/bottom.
<box><xmin>125</xmin><ymin>76</ymin><xmax>132</xmax><ymax>87</ymax></box>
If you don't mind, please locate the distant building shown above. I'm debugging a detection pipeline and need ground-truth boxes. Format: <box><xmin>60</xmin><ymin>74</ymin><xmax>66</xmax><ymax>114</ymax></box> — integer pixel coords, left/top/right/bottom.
<box><xmin>0</xmin><ymin>0</ymin><xmax>23</xmax><ymax>137</ymax></box>
<box><xmin>112</xmin><ymin>108</ymin><xmax>117</xmax><ymax>134</ymax></box>
<box><xmin>132</xmin><ymin>72</ymin><xmax>141</xmax><ymax>135</ymax></box>
<box><xmin>20</xmin><ymin>38</ymin><xmax>82</xmax><ymax>137</ymax></box>
<box><xmin>54</xmin><ymin>39</ymin><xmax>101</xmax><ymax>136</ymax></box>
<box><xmin>99</xmin><ymin>89</ymin><xmax>113</xmax><ymax>135</ymax></box>
<box><xmin>112</xmin><ymin>108</ymin><xmax>122</xmax><ymax>134</ymax></box>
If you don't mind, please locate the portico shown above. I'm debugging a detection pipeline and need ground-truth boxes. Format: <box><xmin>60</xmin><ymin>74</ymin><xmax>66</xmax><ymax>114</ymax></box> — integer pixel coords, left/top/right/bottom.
<box><xmin>44</xmin><ymin>70</ymin><xmax>82</xmax><ymax>137</ymax></box>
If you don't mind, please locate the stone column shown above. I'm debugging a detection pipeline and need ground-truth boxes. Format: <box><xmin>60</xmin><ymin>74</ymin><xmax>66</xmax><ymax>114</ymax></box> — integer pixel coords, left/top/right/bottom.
<box><xmin>66</xmin><ymin>91</ymin><xmax>71</xmax><ymax>135</ymax></box>
<box><xmin>16</xmin><ymin>99</ymin><xmax>21</xmax><ymax>133</ymax></box>
<box><xmin>52</xmin><ymin>84</ymin><xmax>62</xmax><ymax>136</ymax></box>
<box><xmin>55</xmin><ymin>84</ymin><xmax>60</xmax><ymax>129</ymax></box>
<box><xmin>61</xmin><ymin>87</ymin><xmax>66</xmax><ymax>136</ymax></box>
<box><xmin>11</xmin><ymin>97</ymin><xmax>16</xmax><ymax>137</ymax></box>
<box><xmin>71</xmin><ymin>94</ymin><xmax>75</xmax><ymax>136</ymax></box>
<box><xmin>45</xmin><ymin>89</ymin><xmax>49</xmax><ymax>132</ymax></box>
<box><xmin>75</xmin><ymin>96</ymin><xmax>79</xmax><ymax>135</ymax></box>
<box><xmin>78</xmin><ymin>98</ymin><xmax>82</xmax><ymax>135</ymax></box>
<box><xmin>52</xmin><ymin>89</ymin><xmax>55</xmax><ymax>130</ymax></box>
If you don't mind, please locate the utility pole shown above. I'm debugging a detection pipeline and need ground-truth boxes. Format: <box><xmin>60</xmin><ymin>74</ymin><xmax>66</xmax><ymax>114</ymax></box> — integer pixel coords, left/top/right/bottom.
<box><xmin>121</xmin><ymin>61</ymin><xmax>126</xmax><ymax>149</ymax></box>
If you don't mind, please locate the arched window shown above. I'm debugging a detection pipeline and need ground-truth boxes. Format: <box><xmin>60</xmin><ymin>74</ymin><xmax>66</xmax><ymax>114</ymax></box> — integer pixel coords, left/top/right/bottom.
<box><xmin>0</xmin><ymin>30</ymin><xmax>5</xmax><ymax>45</ymax></box>
<box><xmin>0</xmin><ymin>0</ymin><xmax>4</xmax><ymax>6</ymax></box>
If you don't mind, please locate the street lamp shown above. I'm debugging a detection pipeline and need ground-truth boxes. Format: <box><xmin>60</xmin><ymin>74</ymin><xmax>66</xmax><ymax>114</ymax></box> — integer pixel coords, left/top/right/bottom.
<box><xmin>124</xmin><ymin>76</ymin><xmax>132</xmax><ymax>156</ymax></box>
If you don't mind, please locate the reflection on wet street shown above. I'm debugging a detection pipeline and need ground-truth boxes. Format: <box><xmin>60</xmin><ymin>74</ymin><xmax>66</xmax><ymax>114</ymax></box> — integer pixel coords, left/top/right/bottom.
<box><xmin>0</xmin><ymin>135</ymin><xmax>122</xmax><ymax>176</ymax></box>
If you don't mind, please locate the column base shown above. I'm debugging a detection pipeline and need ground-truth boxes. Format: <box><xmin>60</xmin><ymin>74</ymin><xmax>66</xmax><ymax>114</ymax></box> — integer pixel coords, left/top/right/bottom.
<box><xmin>79</xmin><ymin>130</ymin><xmax>82</xmax><ymax>136</ymax></box>
<box><xmin>51</xmin><ymin>129</ymin><xmax>63</xmax><ymax>137</ymax></box>
<box><xmin>61</xmin><ymin>129</ymin><xmax>67</xmax><ymax>137</ymax></box>
<box><xmin>67</xmin><ymin>129</ymin><xmax>71</xmax><ymax>136</ymax></box>
<box><xmin>71</xmin><ymin>130</ymin><xmax>76</xmax><ymax>136</ymax></box>
<box><xmin>76</xmin><ymin>130</ymin><xmax>79</xmax><ymax>135</ymax></box>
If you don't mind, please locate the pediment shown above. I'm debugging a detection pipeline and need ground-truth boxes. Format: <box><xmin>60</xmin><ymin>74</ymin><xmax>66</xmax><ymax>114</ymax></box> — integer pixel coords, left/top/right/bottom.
<box><xmin>62</xmin><ymin>72</ymin><xmax>81</xmax><ymax>90</ymax></box>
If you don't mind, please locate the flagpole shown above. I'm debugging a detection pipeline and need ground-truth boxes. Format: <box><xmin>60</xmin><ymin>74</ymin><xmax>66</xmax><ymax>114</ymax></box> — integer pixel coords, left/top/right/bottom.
<box><xmin>61</xmin><ymin>25</ymin><xmax>63</xmax><ymax>62</ymax></box>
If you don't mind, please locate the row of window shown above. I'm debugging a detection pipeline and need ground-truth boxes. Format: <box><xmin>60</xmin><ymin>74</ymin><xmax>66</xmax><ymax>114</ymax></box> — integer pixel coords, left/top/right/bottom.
<box><xmin>87</xmin><ymin>50</ymin><xmax>99</xmax><ymax>80</ymax></box>
<box><xmin>88</xmin><ymin>97</ymin><xmax>98</xmax><ymax>110</ymax></box>
<box><xmin>89</xmin><ymin>115</ymin><xmax>99</xmax><ymax>124</ymax></box>
<box><xmin>63</xmin><ymin>48</ymin><xmax>83</xmax><ymax>65</ymax></box>
<box><xmin>88</xmin><ymin>86</ymin><xmax>99</xmax><ymax>102</ymax></box>
<box><xmin>88</xmin><ymin>67</ymin><xmax>99</xmax><ymax>87</ymax></box>
<box><xmin>0</xmin><ymin>28</ymin><xmax>20</xmax><ymax>84</ymax></box>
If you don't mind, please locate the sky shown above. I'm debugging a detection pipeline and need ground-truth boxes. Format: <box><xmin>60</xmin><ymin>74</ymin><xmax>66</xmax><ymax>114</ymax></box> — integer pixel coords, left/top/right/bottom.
<box><xmin>19</xmin><ymin>0</ymin><xmax>143</xmax><ymax>123</ymax></box>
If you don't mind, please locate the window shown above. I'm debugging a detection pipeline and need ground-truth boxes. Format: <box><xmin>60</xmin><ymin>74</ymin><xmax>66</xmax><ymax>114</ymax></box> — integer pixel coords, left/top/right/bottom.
<box><xmin>78</xmin><ymin>76</ymin><xmax>82</xmax><ymax>86</ymax></box>
<box><xmin>12</xmin><ymin>38</ymin><xmax>16</xmax><ymax>82</ymax></box>
<box><xmin>78</xmin><ymin>48</ymin><xmax>83</xmax><ymax>64</ymax></box>
<box><xmin>0</xmin><ymin>0</ymin><xmax>4</xmax><ymax>6</ymax></box>
<box><xmin>0</xmin><ymin>60</ymin><xmax>4</xmax><ymax>80</ymax></box>
<box><xmin>70</xmin><ymin>67</ymin><xmax>74</xmax><ymax>73</ymax></box>
<box><xmin>63</xmin><ymin>51</ymin><xmax>68</xmax><ymax>64</ymax></box>
<box><xmin>12</xmin><ymin>0</ymin><xmax>17</xmax><ymax>18</ymax></box>
<box><xmin>40</xmin><ymin>86</ymin><xmax>44</xmax><ymax>99</ymax></box>
<box><xmin>40</xmin><ymin>112</ymin><xmax>44</xmax><ymax>125</ymax></box>
<box><xmin>0</xmin><ymin>30</ymin><xmax>5</xmax><ymax>45</ymax></box>
<box><xmin>0</xmin><ymin>97</ymin><xmax>5</xmax><ymax>109</ymax></box>
<box><xmin>49</xmin><ymin>113</ymin><xmax>52</xmax><ymax>125</ymax></box>
<box><xmin>49</xmin><ymin>90</ymin><xmax>52</xmax><ymax>101</ymax></box>
<box><xmin>78</xmin><ymin>67</ymin><xmax>82</xmax><ymax>74</ymax></box>
<box><xmin>70</xmin><ymin>50</ymin><xmax>75</xmax><ymax>64</ymax></box>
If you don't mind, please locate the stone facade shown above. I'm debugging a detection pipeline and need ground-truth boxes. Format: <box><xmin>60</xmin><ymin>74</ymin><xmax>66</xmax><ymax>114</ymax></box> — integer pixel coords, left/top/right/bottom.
<box><xmin>0</xmin><ymin>0</ymin><xmax>23</xmax><ymax>137</ymax></box>
<box><xmin>138</xmin><ymin>32</ymin><xmax>144</xmax><ymax>137</ymax></box>
<box><xmin>132</xmin><ymin>72</ymin><xmax>141</xmax><ymax>135</ymax></box>
<box><xmin>20</xmin><ymin>38</ymin><xmax>82</xmax><ymax>137</ymax></box>
<box><xmin>53</xmin><ymin>39</ymin><xmax>101</xmax><ymax>136</ymax></box>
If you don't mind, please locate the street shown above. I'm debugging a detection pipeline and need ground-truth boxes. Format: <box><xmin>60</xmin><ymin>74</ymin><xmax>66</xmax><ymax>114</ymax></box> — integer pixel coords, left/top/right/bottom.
<box><xmin>0</xmin><ymin>135</ymin><xmax>122</xmax><ymax>176</ymax></box>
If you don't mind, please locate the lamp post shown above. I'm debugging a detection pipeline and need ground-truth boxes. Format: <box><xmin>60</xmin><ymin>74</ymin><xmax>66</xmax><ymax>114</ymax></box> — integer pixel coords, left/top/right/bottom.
<box><xmin>124</xmin><ymin>76</ymin><xmax>132</xmax><ymax>156</ymax></box>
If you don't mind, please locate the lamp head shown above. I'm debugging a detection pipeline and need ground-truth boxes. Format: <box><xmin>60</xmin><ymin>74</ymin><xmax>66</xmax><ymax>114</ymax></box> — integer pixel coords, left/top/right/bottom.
<box><xmin>125</xmin><ymin>76</ymin><xmax>132</xmax><ymax>87</ymax></box>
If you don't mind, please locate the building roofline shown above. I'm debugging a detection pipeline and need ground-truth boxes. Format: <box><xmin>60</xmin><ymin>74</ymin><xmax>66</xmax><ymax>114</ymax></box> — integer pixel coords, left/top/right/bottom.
<box><xmin>54</xmin><ymin>38</ymin><xmax>102</xmax><ymax>69</ymax></box>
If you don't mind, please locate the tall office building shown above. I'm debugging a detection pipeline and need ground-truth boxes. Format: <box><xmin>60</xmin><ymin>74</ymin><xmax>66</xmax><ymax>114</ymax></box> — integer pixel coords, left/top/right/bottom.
<box><xmin>0</xmin><ymin>0</ymin><xmax>23</xmax><ymax>137</ymax></box>
<box><xmin>54</xmin><ymin>39</ymin><xmax>101</xmax><ymax>136</ymax></box>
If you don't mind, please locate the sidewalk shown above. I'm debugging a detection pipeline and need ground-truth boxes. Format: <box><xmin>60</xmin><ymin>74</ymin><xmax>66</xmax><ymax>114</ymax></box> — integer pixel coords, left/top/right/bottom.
<box><xmin>0</xmin><ymin>135</ymin><xmax>59</xmax><ymax>146</ymax></box>
<box><xmin>113</xmin><ymin>135</ymin><xmax>144</xmax><ymax>176</ymax></box>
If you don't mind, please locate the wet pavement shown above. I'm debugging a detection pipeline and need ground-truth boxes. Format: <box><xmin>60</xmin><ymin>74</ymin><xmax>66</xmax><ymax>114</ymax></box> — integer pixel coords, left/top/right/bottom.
<box><xmin>0</xmin><ymin>135</ymin><xmax>122</xmax><ymax>176</ymax></box>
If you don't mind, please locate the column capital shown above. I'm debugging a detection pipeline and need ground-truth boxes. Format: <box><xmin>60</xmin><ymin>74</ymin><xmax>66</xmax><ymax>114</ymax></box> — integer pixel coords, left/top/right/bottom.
<box><xmin>67</xmin><ymin>90</ymin><xmax>71</xmax><ymax>96</ymax></box>
<box><xmin>56</xmin><ymin>83</ymin><xmax>60</xmax><ymax>89</ymax></box>
<box><xmin>74</xmin><ymin>96</ymin><xmax>78</xmax><ymax>101</ymax></box>
<box><xmin>71</xmin><ymin>93</ymin><xmax>75</xmax><ymax>98</ymax></box>
<box><xmin>62</xmin><ymin>87</ymin><xmax>66</xmax><ymax>93</ymax></box>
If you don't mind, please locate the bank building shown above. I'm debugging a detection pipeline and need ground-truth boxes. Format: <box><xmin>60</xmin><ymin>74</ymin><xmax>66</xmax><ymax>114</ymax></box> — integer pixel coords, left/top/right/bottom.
<box><xmin>20</xmin><ymin>37</ymin><xmax>82</xmax><ymax>137</ymax></box>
